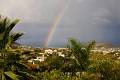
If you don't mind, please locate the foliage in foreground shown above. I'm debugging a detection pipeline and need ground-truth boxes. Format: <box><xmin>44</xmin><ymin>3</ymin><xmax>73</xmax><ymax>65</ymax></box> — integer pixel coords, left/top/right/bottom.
<box><xmin>67</xmin><ymin>38</ymin><xmax>95</xmax><ymax>74</ymax></box>
<box><xmin>0</xmin><ymin>16</ymin><xmax>34</xmax><ymax>80</ymax></box>
<box><xmin>0</xmin><ymin>16</ymin><xmax>23</xmax><ymax>50</ymax></box>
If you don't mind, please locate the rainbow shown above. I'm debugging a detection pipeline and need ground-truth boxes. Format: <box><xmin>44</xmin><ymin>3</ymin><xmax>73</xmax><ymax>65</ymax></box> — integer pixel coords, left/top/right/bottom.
<box><xmin>44</xmin><ymin>4</ymin><xmax>69</xmax><ymax>47</ymax></box>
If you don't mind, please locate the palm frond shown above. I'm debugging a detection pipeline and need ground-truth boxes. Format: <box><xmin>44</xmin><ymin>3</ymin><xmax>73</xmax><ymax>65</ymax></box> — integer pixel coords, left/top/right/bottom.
<box><xmin>2</xmin><ymin>74</ymin><xmax>6</xmax><ymax>80</ymax></box>
<box><xmin>5</xmin><ymin>33</ymin><xmax>23</xmax><ymax>49</ymax></box>
<box><xmin>5</xmin><ymin>19</ymin><xmax>19</xmax><ymax>35</ymax></box>
<box><xmin>4</xmin><ymin>71</ymin><xmax>19</xmax><ymax>80</ymax></box>
<box><xmin>0</xmin><ymin>17</ymin><xmax>7</xmax><ymax>34</ymax></box>
<box><xmin>0</xmin><ymin>16</ymin><xmax>22</xmax><ymax>50</ymax></box>
<box><xmin>10</xmin><ymin>33</ymin><xmax>24</xmax><ymax>42</ymax></box>
<box><xmin>18</xmin><ymin>71</ymin><xmax>36</xmax><ymax>79</ymax></box>
<box><xmin>67</xmin><ymin>38</ymin><xmax>95</xmax><ymax>71</ymax></box>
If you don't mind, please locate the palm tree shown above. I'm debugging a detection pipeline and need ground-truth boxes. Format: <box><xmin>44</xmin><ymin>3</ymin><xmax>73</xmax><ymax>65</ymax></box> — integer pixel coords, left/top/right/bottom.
<box><xmin>0</xmin><ymin>16</ymin><xmax>35</xmax><ymax>80</ymax></box>
<box><xmin>67</xmin><ymin>38</ymin><xmax>95</xmax><ymax>77</ymax></box>
<box><xmin>0</xmin><ymin>16</ymin><xmax>23</xmax><ymax>50</ymax></box>
<box><xmin>0</xmin><ymin>15</ymin><xmax>22</xmax><ymax>80</ymax></box>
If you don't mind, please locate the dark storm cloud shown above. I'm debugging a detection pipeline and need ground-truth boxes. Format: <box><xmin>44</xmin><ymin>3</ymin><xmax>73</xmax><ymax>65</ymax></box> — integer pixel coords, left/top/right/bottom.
<box><xmin>0</xmin><ymin>0</ymin><xmax>120</xmax><ymax>47</ymax></box>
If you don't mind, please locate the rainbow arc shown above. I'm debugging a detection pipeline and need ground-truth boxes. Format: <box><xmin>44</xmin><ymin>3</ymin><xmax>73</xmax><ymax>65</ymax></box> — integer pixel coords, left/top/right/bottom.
<box><xmin>44</xmin><ymin>3</ymin><xmax>69</xmax><ymax>47</ymax></box>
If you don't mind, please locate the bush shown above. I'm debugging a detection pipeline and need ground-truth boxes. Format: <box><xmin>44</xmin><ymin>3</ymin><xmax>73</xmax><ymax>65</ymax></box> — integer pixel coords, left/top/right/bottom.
<box><xmin>88</xmin><ymin>60</ymin><xmax>120</xmax><ymax>80</ymax></box>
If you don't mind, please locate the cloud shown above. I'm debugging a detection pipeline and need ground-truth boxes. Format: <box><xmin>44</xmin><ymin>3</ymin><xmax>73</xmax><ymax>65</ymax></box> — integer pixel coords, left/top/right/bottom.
<box><xmin>91</xmin><ymin>8</ymin><xmax>112</xmax><ymax>25</ymax></box>
<box><xmin>1</xmin><ymin>0</ymin><xmax>120</xmax><ymax>47</ymax></box>
<box><xmin>0</xmin><ymin>0</ymin><xmax>67</xmax><ymax>23</ymax></box>
<box><xmin>0</xmin><ymin>0</ymin><xmax>84</xmax><ymax>23</ymax></box>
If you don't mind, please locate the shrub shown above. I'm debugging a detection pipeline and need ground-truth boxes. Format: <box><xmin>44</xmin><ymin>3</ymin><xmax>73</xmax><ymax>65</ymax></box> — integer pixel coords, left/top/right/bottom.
<box><xmin>88</xmin><ymin>60</ymin><xmax>120</xmax><ymax>80</ymax></box>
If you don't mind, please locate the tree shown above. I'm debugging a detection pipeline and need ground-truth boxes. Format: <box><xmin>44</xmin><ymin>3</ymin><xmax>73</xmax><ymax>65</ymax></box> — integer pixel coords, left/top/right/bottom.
<box><xmin>45</xmin><ymin>55</ymin><xmax>65</xmax><ymax>71</ymax></box>
<box><xmin>0</xmin><ymin>16</ymin><xmax>34</xmax><ymax>80</ymax></box>
<box><xmin>0</xmin><ymin>15</ymin><xmax>23</xmax><ymax>50</ymax></box>
<box><xmin>67</xmin><ymin>38</ymin><xmax>95</xmax><ymax>76</ymax></box>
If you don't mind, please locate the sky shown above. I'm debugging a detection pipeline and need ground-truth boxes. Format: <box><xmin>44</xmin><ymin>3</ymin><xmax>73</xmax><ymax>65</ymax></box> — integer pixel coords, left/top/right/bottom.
<box><xmin>0</xmin><ymin>0</ymin><xmax>120</xmax><ymax>47</ymax></box>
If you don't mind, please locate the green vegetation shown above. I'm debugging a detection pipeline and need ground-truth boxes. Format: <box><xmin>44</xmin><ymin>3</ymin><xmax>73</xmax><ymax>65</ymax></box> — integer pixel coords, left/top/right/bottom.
<box><xmin>67</xmin><ymin>38</ymin><xmax>95</xmax><ymax>75</ymax></box>
<box><xmin>0</xmin><ymin>15</ymin><xmax>120</xmax><ymax>80</ymax></box>
<box><xmin>0</xmin><ymin>16</ymin><xmax>34</xmax><ymax>80</ymax></box>
<box><xmin>0</xmin><ymin>16</ymin><xmax>23</xmax><ymax>50</ymax></box>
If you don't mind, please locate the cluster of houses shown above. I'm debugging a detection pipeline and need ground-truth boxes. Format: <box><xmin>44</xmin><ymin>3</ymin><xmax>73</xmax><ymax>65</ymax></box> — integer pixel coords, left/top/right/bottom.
<box><xmin>28</xmin><ymin>48</ymin><xmax>67</xmax><ymax>64</ymax></box>
<box><xmin>91</xmin><ymin>47</ymin><xmax>120</xmax><ymax>59</ymax></box>
<box><xmin>91</xmin><ymin>47</ymin><xmax>120</xmax><ymax>54</ymax></box>
<box><xmin>26</xmin><ymin>45</ymin><xmax>120</xmax><ymax>64</ymax></box>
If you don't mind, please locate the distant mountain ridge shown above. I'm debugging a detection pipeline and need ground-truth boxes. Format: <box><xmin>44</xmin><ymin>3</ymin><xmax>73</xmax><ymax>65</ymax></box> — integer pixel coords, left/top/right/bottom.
<box><xmin>95</xmin><ymin>42</ymin><xmax>116</xmax><ymax>48</ymax></box>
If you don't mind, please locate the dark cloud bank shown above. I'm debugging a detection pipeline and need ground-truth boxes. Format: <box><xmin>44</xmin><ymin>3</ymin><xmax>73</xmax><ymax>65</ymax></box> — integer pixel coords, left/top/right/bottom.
<box><xmin>11</xmin><ymin>0</ymin><xmax>120</xmax><ymax>47</ymax></box>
